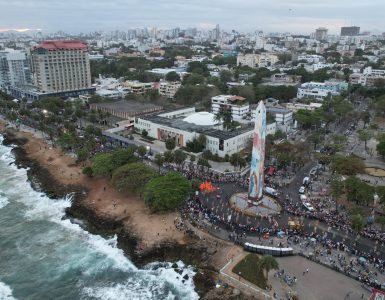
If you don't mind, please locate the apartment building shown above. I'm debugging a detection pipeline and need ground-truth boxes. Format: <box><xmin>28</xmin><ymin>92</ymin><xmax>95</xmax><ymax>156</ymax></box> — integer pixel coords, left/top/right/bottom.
<box><xmin>31</xmin><ymin>40</ymin><xmax>92</xmax><ymax>94</ymax></box>
<box><xmin>349</xmin><ymin>67</ymin><xmax>385</xmax><ymax>87</ymax></box>
<box><xmin>157</xmin><ymin>80</ymin><xmax>181</xmax><ymax>98</ymax></box>
<box><xmin>211</xmin><ymin>95</ymin><xmax>249</xmax><ymax>121</ymax></box>
<box><xmin>236</xmin><ymin>53</ymin><xmax>278</xmax><ymax>68</ymax></box>
<box><xmin>0</xmin><ymin>49</ymin><xmax>32</xmax><ymax>90</ymax></box>
<box><xmin>297</xmin><ymin>80</ymin><xmax>348</xmax><ymax>100</ymax></box>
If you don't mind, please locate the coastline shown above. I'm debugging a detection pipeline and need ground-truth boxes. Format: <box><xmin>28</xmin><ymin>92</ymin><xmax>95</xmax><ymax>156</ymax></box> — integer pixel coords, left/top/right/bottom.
<box><xmin>0</xmin><ymin>121</ymin><xmax>239</xmax><ymax>298</ymax></box>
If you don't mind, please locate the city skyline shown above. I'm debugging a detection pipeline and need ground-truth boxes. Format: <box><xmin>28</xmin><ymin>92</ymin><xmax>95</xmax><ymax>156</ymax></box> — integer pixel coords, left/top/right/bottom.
<box><xmin>0</xmin><ymin>0</ymin><xmax>384</xmax><ymax>34</ymax></box>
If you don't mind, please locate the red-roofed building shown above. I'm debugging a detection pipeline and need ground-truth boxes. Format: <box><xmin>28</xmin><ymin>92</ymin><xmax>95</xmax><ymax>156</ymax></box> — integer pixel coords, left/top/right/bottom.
<box><xmin>31</xmin><ymin>40</ymin><xmax>92</xmax><ymax>94</ymax></box>
<box><xmin>34</xmin><ymin>40</ymin><xmax>88</xmax><ymax>51</ymax></box>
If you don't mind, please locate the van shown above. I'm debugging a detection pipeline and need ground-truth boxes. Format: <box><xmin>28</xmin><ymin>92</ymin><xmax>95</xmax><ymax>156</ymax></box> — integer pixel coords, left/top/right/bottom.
<box><xmin>303</xmin><ymin>177</ymin><xmax>310</xmax><ymax>186</ymax></box>
<box><xmin>264</xmin><ymin>187</ymin><xmax>278</xmax><ymax>198</ymax></box>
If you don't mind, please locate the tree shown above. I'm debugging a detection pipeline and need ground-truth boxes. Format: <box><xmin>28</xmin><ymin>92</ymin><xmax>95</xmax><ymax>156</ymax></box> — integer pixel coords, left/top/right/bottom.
<box><xmin>259</xmin><ymin>255</ymin><xmax>279</xmax><ymax>280</ymax></box>
<box><xmin>351</xmin><ymin>214</ymin><xmax>364</xmax><ymax>233</ymax></box>
<box><xmin>141</xmin><ymin>129</ymin><xmax>148</xmax><ymax>137</ymax></box>
<box><xmin>197</xmin><ymin>157</ymin><xmax>211</xmax><ymax>169</ymax></box>
<box><xmin>165</xmin><ymin>71</ymin><xmax>180</xmax><ymax>82</ymax></box>
<box><xmin>361</xmin><ymin>111</ymin><xmax>371</xmax><ymax>129</ymax></box>
<box><xmin>82</xmin><ymin>166</ymin><xmax>93</xmax><ymax>177</ymax></box>
<box><xmin>219</xmin><ymin>70</ymin><xmax>233</xmax><ymax>83</ymax></box>
<box><xmin>92</xmin><ymin>153</ymin><xmax>114</xmax><ymax>177</ymax></box>
<box><xmin>375</xmin><ymin>96</ymin><xmax>385</xmax><ymax>118</ymax></box>
<box><xmin>111</xmin><ymin>148</ymin><xmax>137</xmax><ymax>169</ymax></box>
<box><xmin>144</xmin><ymin>172</ymin><xmax>191</xmax><ymax>212</ymax></box>
<box><xmin>183</xmin><ymin>73</ymin><xmax>205</xmax><ymax>85</ymax></box>
<box><xmin>215</xmin><ymin>109</ymin><xmax>233</xmax><ymax>131</ymax></box>
<box><xmin>229</xmin><ymin>153</ymin><xmax>242</xmax><ymax>171</ymax></box>
<box><xmin>331</xmin><ymin>155</ymin><xmax>365</xmax><ymax>175</ymax></box>
<box><xmin>174</xmin><ymin>149</ymin><xmax>187</xmax><ymax>169</ymax></box>
<box><xmin>377</xmin><ymin>216</ymin><xmax>385</xmax><ymax>231</ymax></box>
<box><xmin>358</xmin><ymin>129</ymin><xmax>371</xmax><ymax>151</ymax></box>
<box><xmin>377</xmin><ymin>139</ymin><xmax>385</xmax><ymax>159</ymax></box>
<box><xmin>153</xmin><ymin>153</ymin><xmax>164</xmax><ymax>173</ymax></box>
<box><xmin>137</xmin><ymin>145</ymin><xmax>147</xmax><ymax>158</ymax></box>
<box><xmin>186</xmin><ymin>134</ymin><xmax>206</xmax><ymax>152</ymax></box>
<box><xmin>163</xmin><ymin>150</ymin><xmax>174</xmax><ymax>163</ymax></box>
<box><xmin>307</xmin><ymin>132</ymin><xmax>323</xmax><ymax>150</ymax></box>
<box><xmin>165</xmin><ymin>137</ymin><xmax>176</xmax><ymax>151</ymax></box>
<box><xmin>111</xmin><ymin>162</ymin><xmax>157</xmax><ymax>195</ymax></box>
<box><xmin>330</xmin><ymin>173</ymin><xmax>344</xmax><ymax>211</ymax></box>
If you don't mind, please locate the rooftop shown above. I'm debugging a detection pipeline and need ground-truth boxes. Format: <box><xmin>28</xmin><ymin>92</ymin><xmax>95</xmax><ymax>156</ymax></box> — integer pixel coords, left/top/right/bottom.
<box><xmin>90</xmin><ymin>100</ymin><xmax>163</xmax><ymax>114</ymax></box>
<box><xmin>34</xmin><ymin>40</ymin><xmax>88</xmax><ymax>50</ymax></box>
<box><xmin>204</xmin><ymin>125</ymin><xmax>254</xmax><ymax>140</ymax></box>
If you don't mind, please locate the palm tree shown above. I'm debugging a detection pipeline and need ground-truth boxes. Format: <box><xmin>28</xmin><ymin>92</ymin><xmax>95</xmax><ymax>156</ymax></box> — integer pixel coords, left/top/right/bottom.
<box><xmin>154</xmin><ymin>153</ymin><xmax>165</xmax><ymax>174</ymax></box>
<box><xmin>259</xmin><ymin>255</ymin><xmax>279</xmax><ymax>280</ymax></box>
<box><xmin>330</xmin><ymin>173</ymin><xmax>344</xmax><ymax>211</ymax></box>
<box><xmin>358</xmin><ymin>129</ymin><xmax>371</xmax><ymax>151</ymax></box>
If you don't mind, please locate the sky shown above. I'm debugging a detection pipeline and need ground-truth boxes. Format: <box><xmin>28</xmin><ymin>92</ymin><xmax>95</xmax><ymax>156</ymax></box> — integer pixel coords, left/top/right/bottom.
<box><xmin>0</xmin><ymin>0</ymin><xmax>384</xmax><ymax>34</ymax></box>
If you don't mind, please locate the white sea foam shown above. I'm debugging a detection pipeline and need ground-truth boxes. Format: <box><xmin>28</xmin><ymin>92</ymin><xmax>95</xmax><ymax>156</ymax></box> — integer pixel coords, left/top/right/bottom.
<box><xmin>0</xmin><ymin>193</ymin><xmax>9</xmax><ymax>209</ymax></box>
<box><xmin>0</xmin><ymin>138</ymin><xmax>199</xmax><ymax>300</ymax></box>
<box><xmin>0</xmin><ymin>281</ymin><xmax>17</xmax><ymax>300</ymax></box>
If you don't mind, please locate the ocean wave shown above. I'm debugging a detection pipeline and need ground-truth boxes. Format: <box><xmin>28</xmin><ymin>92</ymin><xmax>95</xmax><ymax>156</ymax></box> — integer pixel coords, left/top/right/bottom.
<box><xmin>0</xmin><ymin>281</ymin><xmax>17</xmax><ymax>300</ymax></box>
<box><xmin>82</xmin><ymin>261</ymin><xmax>198</xmax><ymax>300</ymax></box>
<box><xmin>0</xmin><ymin>136</ymin><xmax>199</xmax><ymax>300</ymax></box>
<box><xmin>0</xmin><ymin>193</ymin><xmax>9</xmax><ymax>209</ymax></box>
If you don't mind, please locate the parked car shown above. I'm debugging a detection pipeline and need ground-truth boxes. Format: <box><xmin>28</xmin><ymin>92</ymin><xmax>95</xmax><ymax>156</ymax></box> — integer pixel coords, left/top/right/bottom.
<box><xmin>299</xmin><ymin>186</ymin><xmax>306</xmax><ymax>194</ymax></box>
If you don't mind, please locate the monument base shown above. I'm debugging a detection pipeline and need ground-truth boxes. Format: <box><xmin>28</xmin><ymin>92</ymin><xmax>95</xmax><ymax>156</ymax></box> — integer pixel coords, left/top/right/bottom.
<box><xmin>229</xmin><ymin>192</ymin><xmax>281</xmax><ymax>217</ymax></box>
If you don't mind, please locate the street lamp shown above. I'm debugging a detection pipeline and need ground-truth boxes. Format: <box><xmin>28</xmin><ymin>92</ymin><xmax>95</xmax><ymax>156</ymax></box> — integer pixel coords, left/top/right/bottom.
<box><xmin>146</xmin><ymin>145</ymin><xmax>152</xmax><ymax>155</ymax></box>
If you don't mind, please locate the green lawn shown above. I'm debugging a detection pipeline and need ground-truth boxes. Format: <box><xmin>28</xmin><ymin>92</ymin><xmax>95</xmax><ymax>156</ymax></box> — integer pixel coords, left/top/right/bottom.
<box><xmin>232</xmin><ymin>254</ymin><xmax>267</xmax><ymax>289</ymax></box>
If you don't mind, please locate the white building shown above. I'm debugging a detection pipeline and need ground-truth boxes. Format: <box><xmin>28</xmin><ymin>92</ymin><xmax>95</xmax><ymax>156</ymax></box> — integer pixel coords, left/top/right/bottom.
<box><xmin>237</xmin><ymin>53</ymin><xmax>279</xmax><ymax>68</ymax></box>
<box><xmin>135</xmin><ymin>108</ymin><xmax>276</xmax><ymax>158</ymax></box>
<box><xmin>122</xmin><ymin>80</ymin><xmax>154</xmax><ymax>94</ymax></box>
<box><xmin>297</xmin><ymin>81</ymin><xmax>348</xmax><ymax>100</ymax></box>
<box><xmin>157</xmin><ymin>80</ymin><xmax>181</xmax><ymax>98</ymax></box>
<box><xmin>297</xmin><ymin>54</ymin><xmax>324</xmax><ymax>63</ymax></box>
<box><xmin>350</xmin><ymin>67</ymin><xmax>385</xmax><ymax>87</ymax></box>
<box><xmin>211</xmin><ymin>95</ymin><xmax>249</xmax><ymax>121</ymax></box>
<box><xmin>0</xmin><ymin>49</ymin><xmax>32</xmax><ymax>90</ymax></box>
<box><xmin>285</xmin><ymin>102</ymin><xmax>323</xmax><ymax>112</ymax></box>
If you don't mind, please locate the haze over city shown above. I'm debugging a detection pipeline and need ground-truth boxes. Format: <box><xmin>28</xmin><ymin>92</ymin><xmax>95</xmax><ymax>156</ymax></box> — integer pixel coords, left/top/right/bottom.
<box><xmin>0</xmin><ymin>0</ymin><xmax>384</xmax><ymax>34</ymax></box>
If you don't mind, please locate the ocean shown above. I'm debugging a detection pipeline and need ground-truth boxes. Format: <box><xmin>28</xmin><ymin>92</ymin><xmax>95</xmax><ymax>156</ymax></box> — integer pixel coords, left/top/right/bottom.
<box><xmin>0</xmin><ymin>135</ymin><xmax>199</xmax><ymax>300</ymax></box>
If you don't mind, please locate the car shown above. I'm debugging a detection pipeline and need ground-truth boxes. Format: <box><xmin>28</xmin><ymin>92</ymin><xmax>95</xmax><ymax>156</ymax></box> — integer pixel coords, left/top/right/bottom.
<box><xmin>303</xmin><ymin>177</ymin><xmax>310</xmax><ymax>186</ymax></box>
<box><xmin>303</xmin><ymin>202</ymin><xmax>315</xmax><ymax>212</ymax></box>
<box><xmin>299</xmin><ymin>186</ymin><xmax>306</xmax><ymax>194</ymax></box>
<box><xmin>309</xmin><ymin>168</ymin><xmax>317</xmax><ymax>177</ymax></box>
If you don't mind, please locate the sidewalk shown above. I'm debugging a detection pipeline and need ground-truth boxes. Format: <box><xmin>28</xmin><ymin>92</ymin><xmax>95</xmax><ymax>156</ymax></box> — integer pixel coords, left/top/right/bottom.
<box><xmin>219</xmin><ymin>252</ymin><xmax>273</xmax><ymax>299</ymax></box>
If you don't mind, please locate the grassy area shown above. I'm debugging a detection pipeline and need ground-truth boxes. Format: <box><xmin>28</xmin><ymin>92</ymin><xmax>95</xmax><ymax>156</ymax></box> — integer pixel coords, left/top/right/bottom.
<box><xmin>232</xmin><ymin>254</ymin><xmax>267</xmax><ymax>289</ymax></box>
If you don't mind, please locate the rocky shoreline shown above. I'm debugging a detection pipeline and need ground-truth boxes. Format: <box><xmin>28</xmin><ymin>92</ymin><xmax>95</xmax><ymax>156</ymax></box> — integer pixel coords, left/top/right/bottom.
<box><xmin>1</xmin><ymin>129</ymin><xmax>218</xmax><ymax>298</ymax></box>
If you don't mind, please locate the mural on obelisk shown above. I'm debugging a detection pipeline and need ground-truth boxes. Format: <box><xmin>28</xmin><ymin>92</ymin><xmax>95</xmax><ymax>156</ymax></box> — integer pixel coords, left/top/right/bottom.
<box><xmin>248</xmin><ymin>101</ymin><xmax>266</xmax><ymax>200</ymax></box>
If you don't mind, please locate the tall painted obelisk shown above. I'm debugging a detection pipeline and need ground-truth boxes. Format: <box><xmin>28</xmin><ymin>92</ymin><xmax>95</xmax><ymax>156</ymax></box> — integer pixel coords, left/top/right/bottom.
<box><xmin>248</xmin><ymin>101</ymin><xmax>266</xmax><ymax>201</ymax></box>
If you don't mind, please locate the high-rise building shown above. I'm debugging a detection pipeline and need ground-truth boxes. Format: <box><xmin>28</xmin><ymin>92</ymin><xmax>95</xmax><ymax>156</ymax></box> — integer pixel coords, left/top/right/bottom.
<box><xmin>31</xmin><ymin>40</ymin><xmax>92</xmax><ymax>94</ymax></box>
<box><xmin>212</xmin><ymin>24</ymin><xmax>220</xmax><ymax>40</ymax></box>
<box><xmin>0</xmin><ymin>49</ymin><xmax>32</xmax><ymax>91</ymax></box>
<box><xmin>315</xmin><ymin>27</ymin><xmax>328</xmax><ymax>41</ymax></box>
<box><xmin>341</xmin><ymin>26</ymin><xmax>360</xmax><ymax>36</ymax></box>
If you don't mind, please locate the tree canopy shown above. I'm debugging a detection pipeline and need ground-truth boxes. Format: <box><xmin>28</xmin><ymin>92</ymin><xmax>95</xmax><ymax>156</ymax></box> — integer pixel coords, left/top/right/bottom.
<box><xmin>111</xmin><ymin>162</ymin><xmax>157</xmax><ymax>195</ymax></box>
<box><xmin>144</xmin><ymin>172</ymin><xmax>191</xmax><ymax>212</ymax></box>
